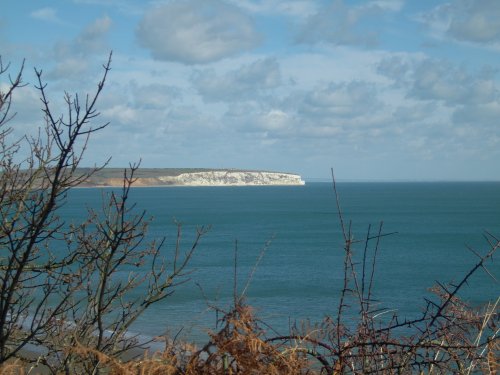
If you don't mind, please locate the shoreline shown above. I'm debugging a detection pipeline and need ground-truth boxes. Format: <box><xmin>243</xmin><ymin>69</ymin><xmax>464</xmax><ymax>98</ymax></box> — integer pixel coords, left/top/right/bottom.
<box><xmin>76</xmin><ymin>169</ymin><xmax>306</xmax><ymax>187</ymax></box>
<box><xmin>76</xmin><ymin>182</ymin><xmax>306</xmax><ymax>188</ymax></box>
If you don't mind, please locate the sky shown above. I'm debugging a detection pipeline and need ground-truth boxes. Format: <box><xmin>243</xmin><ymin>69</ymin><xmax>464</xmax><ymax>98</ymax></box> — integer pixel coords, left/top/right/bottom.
<box><xmin>1</xmin><ymin>0</ymin><xmax>500</xmax><ymax>181</ymax></box>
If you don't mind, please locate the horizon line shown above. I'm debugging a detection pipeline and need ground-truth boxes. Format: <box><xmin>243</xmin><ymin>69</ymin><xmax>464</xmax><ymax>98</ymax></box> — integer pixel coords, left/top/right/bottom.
<box><xmin>304</xmin><ymin>178</ymin><xmax>500</xmax><ymax>183</ymax></box>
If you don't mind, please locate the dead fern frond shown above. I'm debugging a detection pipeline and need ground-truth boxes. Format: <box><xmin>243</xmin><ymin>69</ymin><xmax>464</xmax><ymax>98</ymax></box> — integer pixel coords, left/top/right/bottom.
<box><xmin>0</xmin><ymin>360</ymin><xmax>25</xmax><ymax>375</ymax></box>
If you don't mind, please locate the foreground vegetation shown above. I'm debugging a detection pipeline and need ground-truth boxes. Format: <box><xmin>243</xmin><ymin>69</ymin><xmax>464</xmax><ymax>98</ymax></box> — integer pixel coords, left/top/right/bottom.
<box><xmin>0</xmin><ymin>55</ymin><xmax>498</xmax><ymax>374</ymax></box>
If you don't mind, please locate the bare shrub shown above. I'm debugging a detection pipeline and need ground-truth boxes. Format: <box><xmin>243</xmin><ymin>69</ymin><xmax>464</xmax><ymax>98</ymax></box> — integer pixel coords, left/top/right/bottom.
<box><xmin>264</xmin><ymin>172</ymin><xmax>499</xmax><ymax>374</ymax></box>
<box><xmin>0</xmin><ymin>54</ymin><xmax>205</xmax><ymax>374</ymax></box>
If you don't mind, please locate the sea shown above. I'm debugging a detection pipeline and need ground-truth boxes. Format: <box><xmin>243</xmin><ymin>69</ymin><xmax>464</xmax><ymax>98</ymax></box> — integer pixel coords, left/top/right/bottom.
<box><xmin>60</xmin><ymin>182</ymin><xmax>500</xmax><ymax>344</ymax></box>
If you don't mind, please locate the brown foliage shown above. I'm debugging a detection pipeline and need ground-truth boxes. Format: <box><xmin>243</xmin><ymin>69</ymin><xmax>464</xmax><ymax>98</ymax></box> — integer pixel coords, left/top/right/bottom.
<box><xmin>188</xmin><ymin>303</ymin><xmax>309</xmax><ymax>374</ymax></box>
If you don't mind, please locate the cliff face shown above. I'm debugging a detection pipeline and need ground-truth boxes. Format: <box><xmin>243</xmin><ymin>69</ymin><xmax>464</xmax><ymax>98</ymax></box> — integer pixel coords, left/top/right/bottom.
<box><xmin>166</xmin><ymin>171</ymin><xmax>305</xmax><ymax>186</ymax></box>
<box><xmin>85</xmin><ymin>170</ymin><xmax>305</xmax><ymax>187</ymax></box>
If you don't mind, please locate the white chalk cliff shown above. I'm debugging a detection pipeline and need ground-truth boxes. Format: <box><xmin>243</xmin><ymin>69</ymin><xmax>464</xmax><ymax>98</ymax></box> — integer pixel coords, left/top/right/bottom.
<box><xmin>159</xmin><ymin>171</ymin><xmax>305</xmax><ymax>186</ymax></box>
<box><xmin>81</xmin><ymin>169</ymin><xmax>305</xmax><ymax>187</ymax></box>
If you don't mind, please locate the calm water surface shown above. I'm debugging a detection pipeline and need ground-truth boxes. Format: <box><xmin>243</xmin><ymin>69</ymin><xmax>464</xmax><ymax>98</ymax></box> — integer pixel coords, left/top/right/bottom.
<box><xmin>62</xmin><ymin>182</ymin><xmax>500</xmax><ymax>343</ymax></box>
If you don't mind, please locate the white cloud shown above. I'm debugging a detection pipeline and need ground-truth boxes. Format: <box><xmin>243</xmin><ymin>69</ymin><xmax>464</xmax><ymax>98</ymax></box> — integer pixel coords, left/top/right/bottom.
<box><xmin>370</xmin><ymin>0</ymin><xmax>404</xmax><ymax>12</ymax></box>
<box><xmin>136</xmin><ymin>0</ymin><xmax>261</xmax><ymax>64</ymax></box>
<box><xmin>374</xmin><ymin>52</ymin><xmax>500</xmax><ymax>163</ymax></box>
<box><xmin>2</xmin><ymin>84</ymin><xmax>41</xmax><ymax>139</ymax></box>
<box><xmin>217</xmin><ymin>77</ymin><xmax>396</xmax><ymax>144</ymax></box>
<box><xmin>376</xmin><ymin>55</ymin><xmax>416</xmax><ymax>87</ymax></box>
<box><xmin>42</xmin><ymin>47</ymin><xmax>499</xmax><ymax>177</ymax></box>
<box><xmin>411</xmin><ymin>62</ymin><xmax>497</xmax><ymax>106</ymax></box>
<box><xmin>448</xmin><ymin>0</ymin><xmax>500</xmax><ymax>44</ymax></box>
<box><xmin>296</xmin><ymin>0</ymin><xmax>402</xmax><ymax>47</ymax></box>
<box><xmin>226</xmin><ymin>0</ymin><xmax>319</xmax><ymax>18</ymax></box>
<box><xmin>75</xmin><ymin>16</ymin><xmax>112</xmax><ymax>54</ymax></box>
<box><xmin>46</xmin><ymin>58</ymin><xmax>90</xmax><ymax>81</ymax></box>
<box><xmin>72</xmin><ymin>0</ymin><xmax>142</xmax><ymax>15</ymax></box>
<box><xmin>192</xmin><ymin>58</ymin><xmax>282</xmax><ymax>102</ymax></box>
<box><xmin>102</xmin><ymin>104</ymin><xmax>138</xmax><ymax>125</ymax></box>
<box><xmin>97</xmin><ymin>80</ymin><xmax>181</xmax><ymax>132</ymax></box>
<box><xmin>418</xmin><ymin>0</ymin><xmax>500</xmax><ymax>46</ymax></box>
<box><xmin>297</xmin><ymin>81</ymin><xmax>381</xmax><ymax>119</ymax></box>
<box><xmin>297</xmin><ymin>1</ymin><xmax>376</xmax><ymax>46</ymax></box>
<box><xmin>163</xmin><ymin>105</ymin><xmax>218</xmax><ymax>134</ymax></box>
<box><xmin>47</xmin><ymin>16</ymin><xmax>112</xmax><ymax>81</ymax></box>
<box><xmin>259</xmin><ymin>109</ymin><xmax>290</xmax><ymax>130</ymax></box>
<box><xmin>411</xmin><ymin>61</ymin><xmax>470</xmax><ymax>104</ymax></box>
<box><xmin>30</xmin><ymin>7</ymin><xmax>62</xmax><ymax>24</ymax></box>
<box><xmin>238</xmin><ymin>107</ymin><xmax>294</xmax><ymax>134</ymax></box>
<box><xmin>378</xmin><ymin>55</ymin><xmax>498</xmax><ymax>106</ymax></box>
<box><xmin>131</xmin><ymin>82</ymin><xmax>181</xmax><ymax>110</ymax></box>
<box><xmin>392</xmin><ymin>102</ymin><xmax>438</xmax><ymax>124</ymax></box>
<box><xmin>52</xmin><ymin>15</ymin><xmax>111</xmax><ymax>59</ymax></box>
<box><xmin>453</xmin><ymin>100</ymin><xmax>500</xmax><ymax>128</ymax></box>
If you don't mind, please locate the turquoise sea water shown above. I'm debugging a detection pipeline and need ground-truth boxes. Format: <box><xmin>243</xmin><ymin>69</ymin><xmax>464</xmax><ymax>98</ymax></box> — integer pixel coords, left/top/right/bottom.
<box><xmin>62</xmin><ymin>182</ymin><xmax>500</xmax><ymax>343</ymax></box>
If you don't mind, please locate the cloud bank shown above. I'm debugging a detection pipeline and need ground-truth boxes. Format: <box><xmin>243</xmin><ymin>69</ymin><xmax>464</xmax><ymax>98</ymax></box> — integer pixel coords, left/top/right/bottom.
<box><xmin>2</xmin><ymin>0</ymin><xmax>500</xmax><ymax>180</ymax></box>
<box><xmin>136</xmin><ymin>0</ymin><xmax>261</xmax><ymax>64</ymax></box>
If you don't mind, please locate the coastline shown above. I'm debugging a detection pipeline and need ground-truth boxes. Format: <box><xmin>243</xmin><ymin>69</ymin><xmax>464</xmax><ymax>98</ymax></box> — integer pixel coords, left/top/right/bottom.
<box><xmin>76</xmin><ymin>182</ymin><xmax>307</xmax><ymax>188</ymax></box>
<box><xmin>77</xmin><ymin>169</ymin><xmax>306</xmax><ymax>187</ymax></box>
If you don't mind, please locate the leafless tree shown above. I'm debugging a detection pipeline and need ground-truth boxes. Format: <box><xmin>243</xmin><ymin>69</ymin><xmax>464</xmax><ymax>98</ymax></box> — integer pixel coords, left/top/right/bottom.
<box><xmin>0</xmin><ymin>54</ymin><xmax>205</xmax><ymax>373</ymax></box>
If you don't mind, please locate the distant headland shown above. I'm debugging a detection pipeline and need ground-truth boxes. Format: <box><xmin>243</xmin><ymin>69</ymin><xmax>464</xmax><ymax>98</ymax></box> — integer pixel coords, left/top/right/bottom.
<box><xmin>77</xmin><ymin>168</ymin><xmax>305</xmax><ymax>187</ymax></box>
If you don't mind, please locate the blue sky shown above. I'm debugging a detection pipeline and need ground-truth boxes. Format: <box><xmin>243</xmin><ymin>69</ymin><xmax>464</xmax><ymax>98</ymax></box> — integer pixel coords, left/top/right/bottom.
<box><xmin>1</xmin><ymin>0</ymin><xmax>500</xmax><ymax>180</ymax></box>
